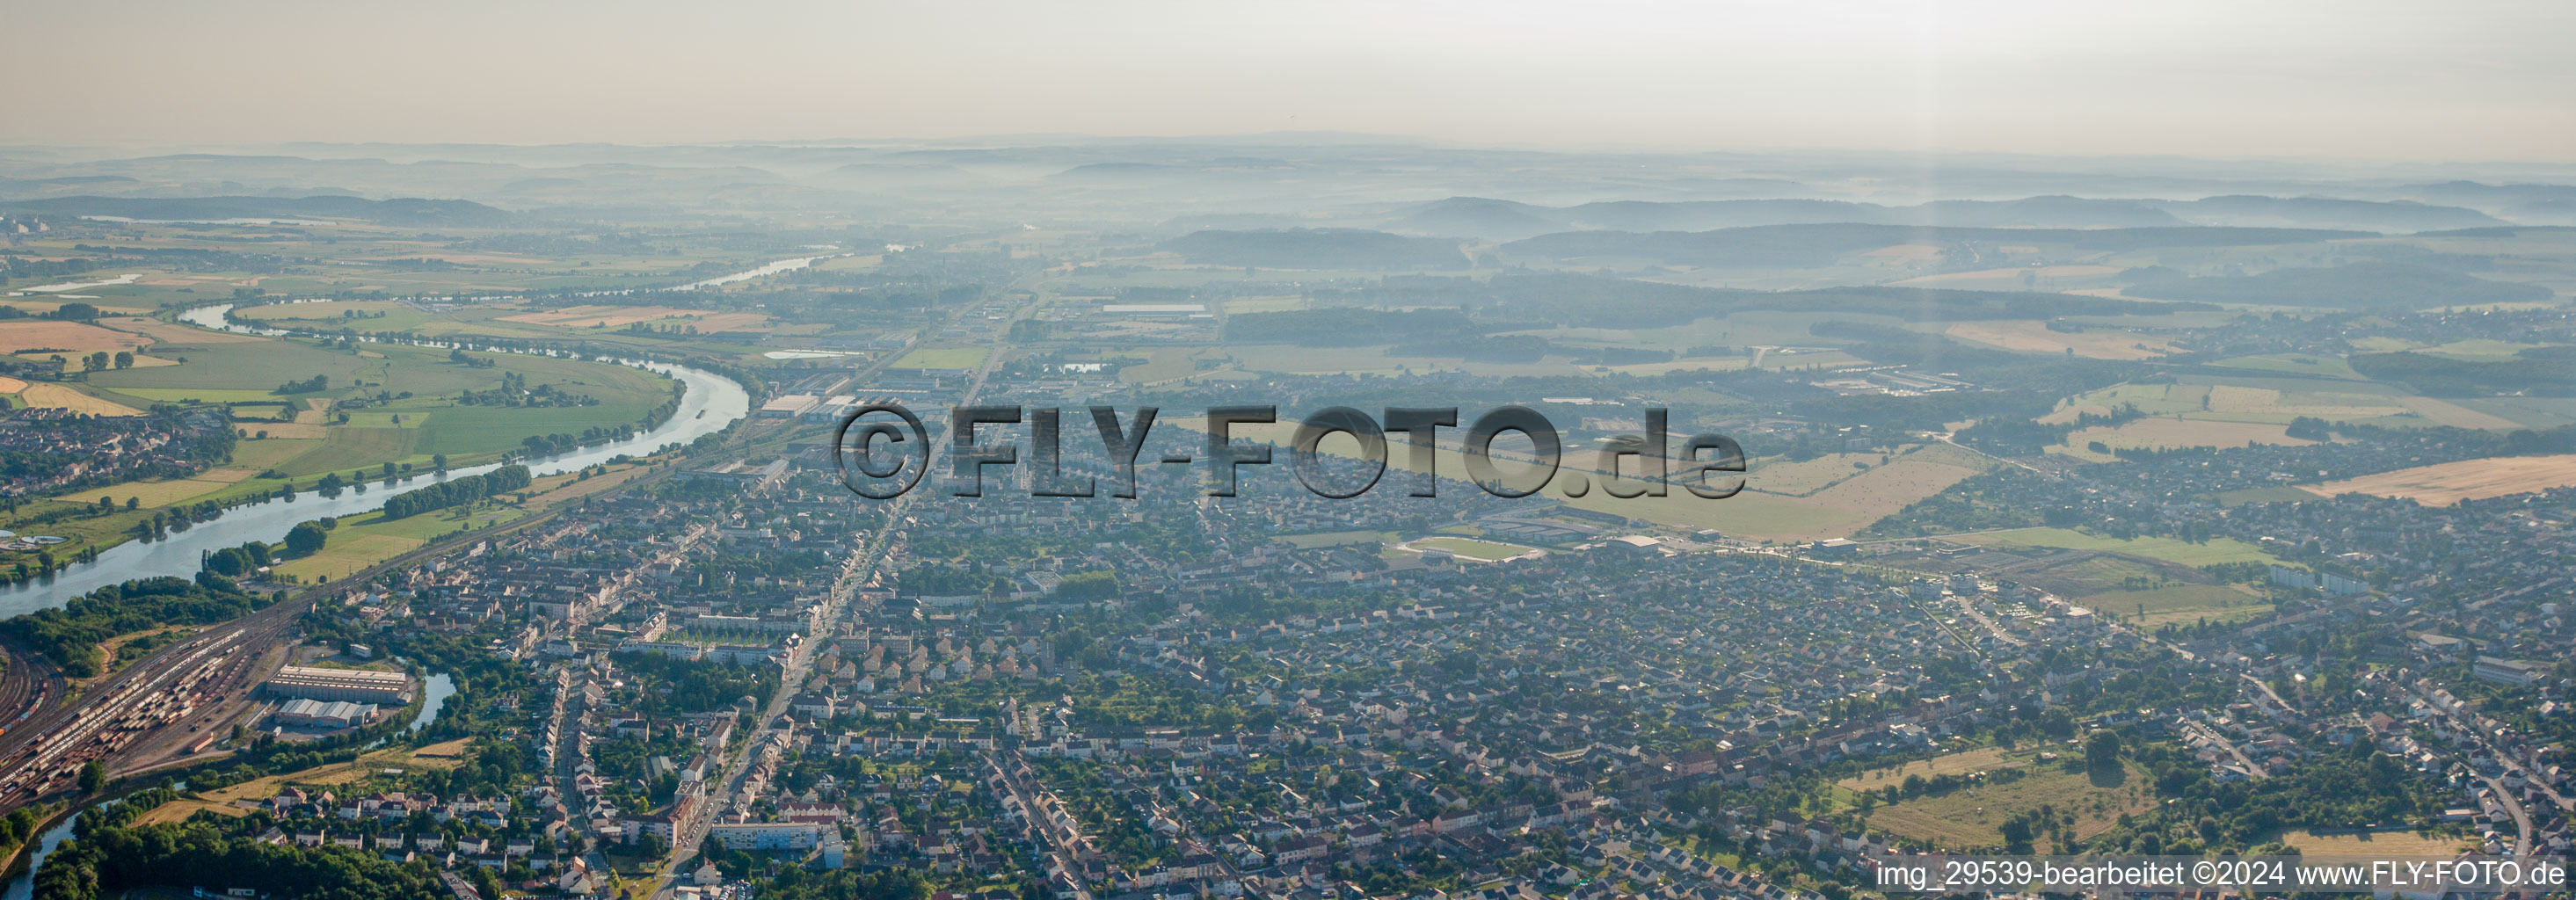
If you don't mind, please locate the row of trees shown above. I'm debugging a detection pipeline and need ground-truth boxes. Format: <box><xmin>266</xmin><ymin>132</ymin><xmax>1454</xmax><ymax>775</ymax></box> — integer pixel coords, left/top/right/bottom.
<box><xmin>0</xmin><ymin>577</ymin><xmax>268</xmax><ymax>677</ymax></box>
<box><xmin>379</xmin><ymin>465</ymin><xmax>529</xmax><ymax>519</ymax></box>
<box><xmin>37</xmin><ymin>817</ymin><xmax>448</xmax><ymax>900</ymax></box>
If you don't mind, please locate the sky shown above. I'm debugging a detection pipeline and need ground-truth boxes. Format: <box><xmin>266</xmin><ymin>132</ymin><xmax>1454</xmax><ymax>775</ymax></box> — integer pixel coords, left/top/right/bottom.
<box><xmin>10</xmin><ymin>0</ymin><xmax>2573</xmax><ymax>162</ymax></box>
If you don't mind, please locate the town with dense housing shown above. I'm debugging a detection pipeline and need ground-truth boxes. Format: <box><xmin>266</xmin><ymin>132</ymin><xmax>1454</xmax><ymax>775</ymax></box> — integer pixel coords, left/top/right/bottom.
<box><xmin>3</xmin><ymin>10</ymin><xmax>2576</xmax><ymax>898</ymax></box>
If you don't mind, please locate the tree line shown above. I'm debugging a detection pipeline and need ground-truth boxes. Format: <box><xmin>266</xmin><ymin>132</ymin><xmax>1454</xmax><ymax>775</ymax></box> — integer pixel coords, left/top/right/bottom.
<box><xmin>379</xmin><ymin>465</ymin><xmax>530</xmax><ymax>519</ymax></box>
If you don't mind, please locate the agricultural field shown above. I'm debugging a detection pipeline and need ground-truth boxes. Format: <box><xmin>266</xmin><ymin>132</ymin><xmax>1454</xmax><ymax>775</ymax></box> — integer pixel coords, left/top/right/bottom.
<box><xmin>1833</xmin><ymin>745</ymin><xmax>2019</xmax><ymax>792</ymax></box>
<box><xmin>234</xmin><ymin>300</ymin><xmax>439</xmax><ymax>332</ymax></box>
<box><xmin>1951</xmin><ymin>527</ymin><xmax>2283</xmax><ymax>569</ymax></box>
<box><xmin>0</xmin><ymin>319</ymin><xmax>153</xmax><ymax>354</ymax></box>
<box><xmin>2209</xmin><ymin>353</ymin><xmax>2364</xmax><ymax>379</ymax></box>
<box><xmin>9</xmin><ymin>328</ymin><xmax>676</xmax><ymax>548</ymax></box>
<box><xmin>1749</xmin><ymin>443</ymin><xmax>1990</xmax><ymax>497</ymax></box>
<box><xmin>2412</xmin><ymin>338</ymin><xmax>2552</xmax><ymax>361</ymax></box>
<box><xmin>1944</xmin><ymin>319</ymin><xmax>2179</xmax><ymax>359</ymax></box>
<box><xmin>9</xmin><ymin>381</ymin><xmax>145</xmax><ymax>416</ymax></box>
<box><xmin>0</xmin><ymin>298</ymin><xmax>151</xmax><ymax>316</ymax></box>
<box><xmin>2052</xmin><ymin>418</ymin><xmax>2316</xmax><ymax>461</ymax></box>
<box><xmin>270</xmin><ymin>457</ymin><xmax>654</xmax><ymax>581</ymax></box>
<box><xmin>1169</xmin><ymin>415</ymin><xmax>1988</xmax><ymax>542</ymax></box>
<box><xmin>2269</xmin><ymin>829</ymin><xmax>2472</xmax><ymax>856</ymax></box>
<box><xmin>2303</xmin><ymin>454</ymin><xmax>2576</xmax><ymax>505</ymax></box>
<box><xmin>2042</xmin><ymin>377</ymin><xmax>2536</xmax><ymax>447</ymax></box>
<box><xmin>128</xmin><ymin>738</ymin><xmax>478</xmax><ymax>826</ymax></box>
<box><xmin>1848</xmin><ymin>751</ymin><xmax>2158</xmax><ymax>851</ymax></box>
<box><xmin>2080</xmin><ymin>584</ymin><xmax>2272</xmax><ymax>628</ymax></box>
<box><xmin>1408</xmin><ymin>536</ymin><xmax>1543</xmax><ymax>562</ymax></box>
<box><xmin>1743</xmin><ymin>451</ymin><xmax>1906</xmax><ymax>495</ymax></box>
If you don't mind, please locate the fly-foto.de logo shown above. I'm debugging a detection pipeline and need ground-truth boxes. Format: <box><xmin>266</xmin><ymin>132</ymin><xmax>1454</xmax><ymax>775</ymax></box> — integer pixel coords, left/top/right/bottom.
<box><xmin>831</xmin><ymin>403</ymin><xmax>1745</xmax><ymax>502</ymax></box>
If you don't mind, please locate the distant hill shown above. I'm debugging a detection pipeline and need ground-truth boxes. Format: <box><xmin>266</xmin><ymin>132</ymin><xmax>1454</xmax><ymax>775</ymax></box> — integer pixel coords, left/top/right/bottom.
<box><xmin>1907</xmin><ymin>196</ymin><xmax>2187</xmax><ymax>228</ymax></box>
<box><xmin>1500</xmin><ymin>223</ymin><xmax>2366</xmax><ymax>267</ymax></box>
<box><xmin>1392</xmin><ymin>195</ymin><xmax>2184</xmax><ymax>239</ymax></box>
<box><xmin>807</xmin><ymin>163</ymin><xmax>989</xmax><ymax>189</ymax></box>
<box><xmin>2149</xmin><ymin>195</ymin><xmax>2503</xmax><ymax>232</ymax></box>
<box><xmin>1232</xmin><ymin>272</ymin><xmax>2209</xmax><ymax>335</ymax></box>
<box><xmin>1163</xmin><ymin>229</ymin><xmax>1467</xmax><ymax>270</ymax></box>
<box><xmin>1394</xmin><ymin>193</ymin><xmax>2509</xmax><ymax>239</ymax></box>
<box><xmin>0</xmin><ymin>174</ymin><xmax>142</xmax><ymax>198</ymax></box>
<box><xmin>1562</xmin><ymin>199</ymin><xmax>1893</xmax><ymax>233</ymax></box>
<box><xmin>2412</xmin><ymin>225</ymin><xmax>2576</xmax><ymax>238</ymax></box>
<box><xmin>2125</xmin><ymin>261</ymin><xmax>2550</xmax><ymax>311</ymax></box>
<box><xmin>0</xmin><ymin>195</ymin><xmax>512</xmax><ymax>227</ymax></box>
<box><xmin>1394</xmin><ymin>198</ymin><xmax>1568</xmax><ymax>241</ymax></box>
<box><xmin>1051</xmin><ymin>163</ymin><xmax>1182</xmax><ymax>180</ymax></box>
<box><xmin>2399</xmin><ymin>181</ymin><xmax>2576</xmax><ymax>225</ymax></box>
<box><xmin>1476</xmin><ymin>273</ymin><xmax>2209</xmax><ymax>328</ymax></box>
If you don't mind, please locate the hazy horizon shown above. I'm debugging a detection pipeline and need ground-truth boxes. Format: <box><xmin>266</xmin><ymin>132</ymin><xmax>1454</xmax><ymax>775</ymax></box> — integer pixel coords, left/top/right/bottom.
<box><xmin>11</xmin><ymin>0</ymin><xmax>2572</xmax><ymax>164</ymax></box>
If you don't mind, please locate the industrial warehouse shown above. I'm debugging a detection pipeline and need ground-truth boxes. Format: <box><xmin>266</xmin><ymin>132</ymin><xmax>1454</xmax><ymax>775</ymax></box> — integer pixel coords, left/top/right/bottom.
<box><xmin>261</xmin><ymin>665</ymin><xmax>413</xmax><ymax>704</ymax></box>
<box><xmin>269</xmin><ymin>698</ymin><xmax>379</xmax><ymax>729</ymax></box>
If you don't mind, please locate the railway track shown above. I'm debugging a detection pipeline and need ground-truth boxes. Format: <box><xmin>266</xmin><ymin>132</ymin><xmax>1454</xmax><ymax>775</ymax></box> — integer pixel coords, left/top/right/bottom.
<box><xmin>0</xmin><ymin>596</ymin><xmax>305</xmax><ymax>809</ymax></box>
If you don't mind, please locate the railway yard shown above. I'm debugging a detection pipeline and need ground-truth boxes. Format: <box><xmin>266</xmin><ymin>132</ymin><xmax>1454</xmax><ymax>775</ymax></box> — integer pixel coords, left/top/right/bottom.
<box><xmin>0</xmin><ymin>594</ymin><xmax>307</xmax><ymax>809</ymax></box>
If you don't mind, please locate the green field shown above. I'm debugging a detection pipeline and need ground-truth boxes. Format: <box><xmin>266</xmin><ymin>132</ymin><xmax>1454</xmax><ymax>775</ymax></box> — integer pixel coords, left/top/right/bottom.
<box><xmin>107</xmin><ymin>387</ymin><xmax>289</xmax><ymax>403</ymax></box>
<box><xmin>14</xmin><ymin>330</ymin><xmax>677</xmax><ymax>562</ymax></box>
<box><xmin>236</xmin><ymin>301</ymin><xmax>439</xmax><ymax>333</ymax></box>
<box><xmin>280</xmin><ymin>427</ymin><xmax>424</xmax><ymax>474</ymax></box>
<box><xmin>2082</xmin><ymin>584</ymin><xmax>2272</xmax><ymax>628</ymax></box>
<box><xmin>1853</xmin><ymin>757</ymin><xmax>2157</xmax><ymax>851</ymax></box>
<box><xmin>1956</xmin><ymin>527</ymin><xmax>2285</xmax><ymax>568</ymax></box>
<box><xmin>2209</xmin><ymin>352</ymin><xmax>2364</xmax><ymax>379</ymax></box>
<box><xmin>270</xmin><ymin>503</ymin><xmax>527</xmax><ymax>582</ymax></box>
<box><xmin>1412</xmin><ymin>536</ymin><xmax>1541</xmax><ymax>561</ymax></box>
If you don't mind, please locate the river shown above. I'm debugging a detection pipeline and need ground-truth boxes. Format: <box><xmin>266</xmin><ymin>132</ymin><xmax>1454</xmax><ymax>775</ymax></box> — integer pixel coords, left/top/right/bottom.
<box><xmin>407</xmin><ymin>673</ymin><xmax>454</xmax><ymax>732</ymax></box>
<box><xmin>673</xmin><ymin>254</ymin><xmax>831</xmax><ymax>290</ymax></box>
<box><xmin>1</xmin><ymin>795</ymin><xmax>107</xmax><ymax>900</ymax></box>
<box><xmin>1</xmin><ymin>304</ymin><xmax>751</xmax><ymax>612</ymax></box>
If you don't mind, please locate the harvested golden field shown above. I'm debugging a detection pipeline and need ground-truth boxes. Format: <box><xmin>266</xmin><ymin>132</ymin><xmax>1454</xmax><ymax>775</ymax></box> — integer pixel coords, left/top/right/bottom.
<box><xmin>2273</xmin><ymin>829</ymin><xmax>2470</xmax><ymax>856</ymax></box>
<box><xmin>1749</xmin><ymin>452</ymin><xmax>1902</xmax><ymax>495</ymax></box>
<box><xmin>0</xmin><ymin>320</ymin><xmax>151</xmax><ymax>354</ymax></box>
<box><xmin>127</xmin><ymin>799</ymin><xmax>249</xmax><ymax>827</ymax></box>
<box><xmin>0</xmin><ymin>375</ymin><xmax>25</xmax><ymax>393</ymax></box>
<box><xmin>19</xmin><ymin>382</ymin><xmax>144</xmax><ymax>416</ymax></box>
<box><xmin>412</xmin><ymin>737</ymin><xmax>473</xmax><ymax>759</ymax></box>
<box><xmin>0</xmin><ymin>299</ymin><xmax>150</xmax><ymax>316</ymax></box>
<box><xmin>51</xmin><ymin>475</ymin><xmax>231</xmax><ymax>507</ymax></box>
<box><xmin>499</xmin><ymin>304</ymin><xmax>774</xmax><ymax>331</ymax></box>
<box><xmin>1836</xmin><ymin>746</ymin><xmax>2018</xmax><ymax>792</ymax></box>
<box><xmin>1947</xmin><ymin>320</ymin><xmax>2177</xmax><ymax>360</ymax></box>
<box><xmin>2304</xmin><ymin>454</ymin><xmax>2576</xmax><ymax>505</ymax></box>
<box><xmin>193</xmin><ymin>743</ymin><xmax>470</xmax><ymax>809</ymax></box>
<box><xmin>1802</xmin><ymin>458</ymin><xmax>1985</xmax><ymax>521</ymax></box>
